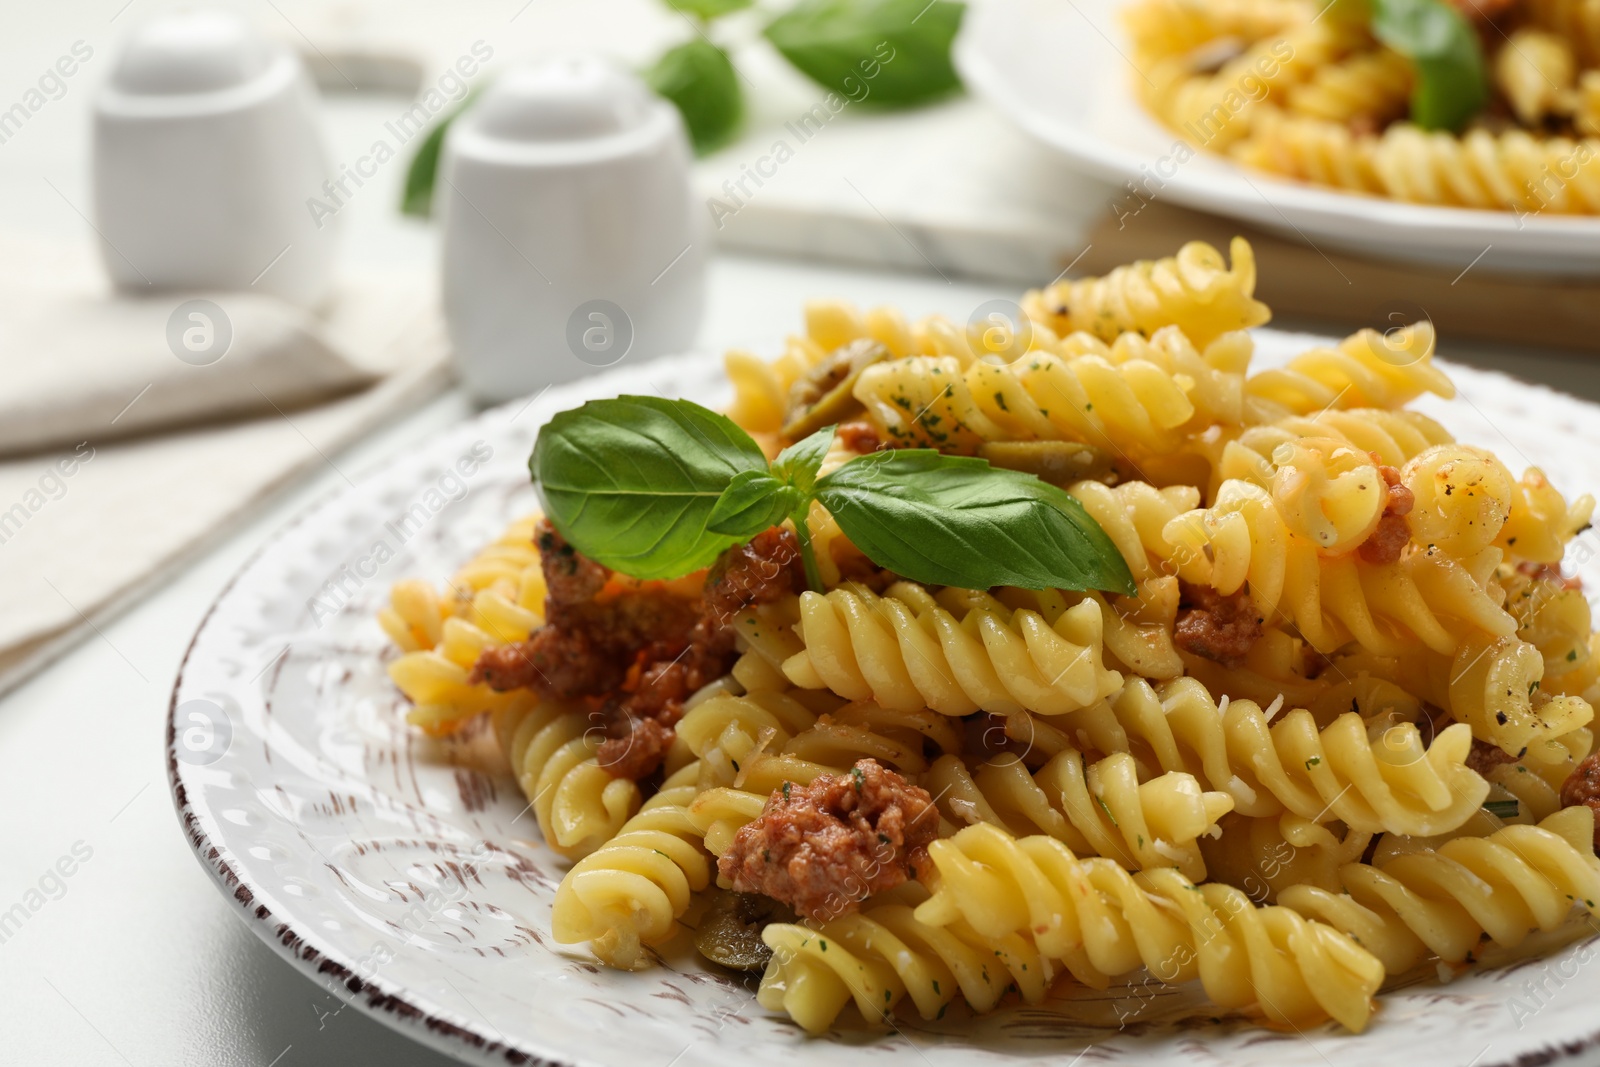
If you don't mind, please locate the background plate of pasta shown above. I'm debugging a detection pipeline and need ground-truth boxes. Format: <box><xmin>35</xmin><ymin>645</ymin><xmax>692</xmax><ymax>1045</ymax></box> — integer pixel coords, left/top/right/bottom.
<box><xmin>173</xmin><ymin>240</ymin><xmax>1600</xmax><ymax>1066</ymax></box>
<box><xmin>955</xmin><ymin>0</ymin><xmax>1600</xmax><ymax>275</ymax></box>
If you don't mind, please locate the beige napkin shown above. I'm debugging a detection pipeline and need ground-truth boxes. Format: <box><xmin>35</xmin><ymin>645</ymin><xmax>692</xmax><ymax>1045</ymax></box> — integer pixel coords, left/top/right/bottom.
<box><xmin>0</xmin><ymin>237</ymin><xmax>425</xmax><ymax>456</ymax></box>
<box><xmin>0</xmin><ymin>238</ymin><xmax>452</xmax><ymax>695</ymax></box>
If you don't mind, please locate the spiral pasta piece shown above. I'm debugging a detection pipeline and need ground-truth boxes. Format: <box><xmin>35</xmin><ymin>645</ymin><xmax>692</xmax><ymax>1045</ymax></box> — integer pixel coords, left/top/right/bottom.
<box><xmin>381</xmin><ymin>514</ymin><xmax>549</xmax><ymax>735</ymax></box>
<box><xmin>723</xmin><ymin>300</ymin><xmax>922</xmax><ymax>438</ymax></box>
<box><xmin>1579</xmin><ymin>71</ymin><xmax>1600</xmax><ymax>139</ymax></box>
<box><xmin>1245</xmin><ymin>321</ymin><xmax>1455</xmax><ymax>417</ymax></box>
<box><xmin>1200</xmin><ymin>811</ymin><xmax>1374</xmax><ymax>902</ymax></box>
<box><xmin>757</xmin><ymin>885</ymin><xmax>1052</xmax><ymax>1033</ymax></box>
<box><xmin>1279</xmin><ymin>808</ymin><xmax>1600</xmax><ymax>974</ymax></box>
<box><xmin>1495</xmin><ymin>29</ymin><xmax>1579</xmax><ymax>127</ymax></box>
<box><xmin>1497</xmin><ymin>467</ymin><xmax>1596</xmax><ymax>565</ymax></box>
<box><xmin>1401</xmin><ymin>444</ymin><xmax>1516</xmax><ymax>559</ymax></box>
<box><xmin>1429</xmin><ymin>632</ymin><xmax>1595</xmax><ymax>757</ymax></box>
<box><xmin>1484</xmin><ymin>727</ymin><xmax>1594</xmax><ymax>821</ymax></box>
<box><xmin>1122</xmin><ymin>0</ymin><xmax>1315</xmax><ymax>60</ymax></box>
<box><xmin>1268</xmin><ymin>436</ymin><xmax>1389</xmax><ymax>554</ymax></box>
<box><xmin>551</xmin><ymin>688</ymin><xmax>833</xmax><ymax>967</ymax></box>
<box><xmin>925</xmin><ymin>750</ymin><xmax>1234</xmax><ymax>880</ymax></box>
<box><xmin>1054</xmin><ymin>324</ymin><xmax>1253</xmax><ymax>427</ymax></box>
<box><xmin>1162</xmin><ymin>478</ymin><xmax>1513</xmax><ymax>656</ymax></box>
<box><xmin>913</xmin><ymin>823</ymin><xmax>1386</xmax><ymax>1032</ymax></box>
<box><xmin>1526</xmin><ymin>0</ymin><xmax>1600</xmax><ymax>69</ymax></box>
<box><xmin>1203</xmin><ymin>407</ymin><xmax>1454</xmax><ymax>502</ymax></box>
<box><xmin>1021</xmin><ymin>238</ymin><xmax>1271</xmax><ymax>348</ymax></box>
<box><xmin>549</xmin><ymin>763</ymin><xmax>709</xmax><ymax>969</ymax></box>
<box><xmin>781</xmin><ymin>581</ymin><xmax>1122</xmax><ymax>716</ymax></box>
<box><xmin>494</xmin><ymin>696</ymin><xmax>640</xmax><ymax>861</ymax></box>
<box><xmin>1142</xmin><ymin>26</ymin><xmax>1354</xmax><ymax>151</ymax></box>
<box><xmin>1009</xmin><ymin>677</ymin><xmax>1490</xmax><ymax>834</ymax></box>
<box><xmin>853</xmin><ymin>348</ymin><xmax>1197</xmax><ymax>457</ymax></box>
<box><xmin>1234</xmin><ymin>114</ymin><xmax>1600</xmax><ymax>216</ymax></box>
<box><xmin>1287</xmin><ymin>47</ymin><xmax>1412</xmax><ymax>126</ymax></box>
<box><xmin>1505</xmin><ymin>565</ymin><xmax>1594</xmax><ymax>680</ymax></box>
<box><xmin>1065</xmin><ymin>479</ymin><xmax>1196</xmax><ymax>582</ymax></box>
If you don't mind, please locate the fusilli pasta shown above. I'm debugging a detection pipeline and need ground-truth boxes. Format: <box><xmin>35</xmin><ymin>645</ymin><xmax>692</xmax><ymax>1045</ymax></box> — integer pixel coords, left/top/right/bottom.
<box><xmin>1280</xmin><ymin>807</ymin><xmax>1600</xmax><ymax>973</ymax></box>
<box><xmin>1007</xmin><ymin>676</ymin><xmax>1490</xmax><ymax>834</ymax></box>
<box><xmin>914</xmin><ymin>822</ymin><xmax>1385</xmax><ymax>1032</ymax></box>
<box><xmin>1020</xmin><ymin>238</ymin><xmax>1272</xmax><ymax>348</ymax></box>
<box><xmin>780</xmin><ymin>581</ymin><xmax>1123</xmax><ymax>716</ymax></box>
<box><xmin>925</xmin><ymin>750</ymin><xmax>1234</xmax><ymax>880</ymax></box>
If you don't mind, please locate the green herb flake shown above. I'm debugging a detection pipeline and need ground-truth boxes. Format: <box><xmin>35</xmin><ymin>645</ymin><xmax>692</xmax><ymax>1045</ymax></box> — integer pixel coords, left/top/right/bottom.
<box><xmin>1483</xmin><ymin>799</ymin><xmax>1520</xmax><ymax>819</ymax></box>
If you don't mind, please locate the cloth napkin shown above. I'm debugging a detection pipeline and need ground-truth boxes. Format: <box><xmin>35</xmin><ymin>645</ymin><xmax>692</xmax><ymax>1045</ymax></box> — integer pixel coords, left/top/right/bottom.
<box><xmin>0</xmin><ymin>237</ymin><xmax>452</xmax><ymax>695</ymax></box>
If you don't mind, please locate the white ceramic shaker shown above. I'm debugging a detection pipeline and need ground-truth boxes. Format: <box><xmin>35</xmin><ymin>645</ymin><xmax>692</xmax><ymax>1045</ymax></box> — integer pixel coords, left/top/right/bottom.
<box><xmin>439</xmin><ymin>57</ymin><xmax>707</xmax><ymax>403</ymax></box>
<box><xmin>92</xmin><ymin>8</ymin><xmax>337</xmax><ymax>306</ymax></box>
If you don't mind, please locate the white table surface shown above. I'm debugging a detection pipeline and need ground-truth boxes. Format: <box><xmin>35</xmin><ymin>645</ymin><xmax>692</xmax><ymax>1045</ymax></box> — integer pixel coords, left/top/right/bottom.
<box><xmin>7</xmin><ymin>4</ymin><xmax>1600</xmax><ymax>1066</ymax></box>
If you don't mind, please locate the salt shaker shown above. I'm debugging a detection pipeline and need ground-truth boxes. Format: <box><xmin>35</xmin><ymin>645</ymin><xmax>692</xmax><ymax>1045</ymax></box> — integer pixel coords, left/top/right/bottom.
<box><xmin>439</xmin><ymin>57</ymin><xmax>707</xmax><ymax>403</ymax></box>
<box><xmin>93</xmin><ymin>8</ymin><xmax>337</xmax><ymax>306</ymax></box>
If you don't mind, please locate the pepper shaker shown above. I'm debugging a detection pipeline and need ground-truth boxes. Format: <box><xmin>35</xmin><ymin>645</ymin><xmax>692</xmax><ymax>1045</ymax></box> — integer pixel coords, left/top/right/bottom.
<box><xmin>93</xmin><ymin>8</ymin><xmax>337</xmax><ymax>306</ymax></box>
<box><xmin>439</xmin><ymin>57</ymin><xmax>706</xmax><ymax>403</ymax></box>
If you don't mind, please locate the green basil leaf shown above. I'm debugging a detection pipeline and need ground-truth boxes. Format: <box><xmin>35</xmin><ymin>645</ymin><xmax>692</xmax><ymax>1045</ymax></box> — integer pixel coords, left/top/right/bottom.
<box><xmin>531</xmin><ymin>397</ymin><xmax>770</xmax><ymax>578</ymax></box>
<box><xmin>764</xmin><ymin>0</ymin><xmax>966</xmax><ymax>109</ymax></box>
<box><xmin>399</xmin><ymin>85</ymin><xmax>486</xmax><ymax>218</ymax></box>
<box><xmin>644</xmin><ymin>38</ymin><xmax>744</xmax><ymax>155</ymax></box>
<box><xmin>815</xmin><ymin>450</ymin><xmax>1135</xmax><ymax>593</ymax></box>
<box><xmin>666</xmin><ymin>0</ymin><xmax>754</xmax><ymax>17</ymax></box>
<box><xmin>1368</xmin><ymin>0</ymin><xmax>1487</xmax><ymax>132</ymax></box>
<box><xmin>772</xmin><ymin>425</ymin><xmax>836</xmax><ymax>498</ymax></box>
<box><xmin>708</xmin><ymin>470</ymin><xmax>795</xmax><ymax>538</ymax></box>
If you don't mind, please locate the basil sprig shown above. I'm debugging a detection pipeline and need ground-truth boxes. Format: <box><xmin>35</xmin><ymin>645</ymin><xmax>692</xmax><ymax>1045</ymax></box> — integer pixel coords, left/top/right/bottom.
<box><xmin>1363</xmin><ymin>0</ymin><xmax>1488</xmax><ymax>132</ymax></box>
<box><xmin>531</xmin><ymin>396</ymin><xmax>1135</xmax><ymax>596</ymax></box>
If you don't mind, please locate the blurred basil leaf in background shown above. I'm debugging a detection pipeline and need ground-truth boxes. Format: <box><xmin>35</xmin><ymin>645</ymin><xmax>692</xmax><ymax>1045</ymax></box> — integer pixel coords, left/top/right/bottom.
<box><xmin>1366</xmin><ymin>0</ymin><xmax>1487</xmax><ymax>132</ymax></box>
<box><xmin>399</xmin><ymin>85</ymin><xmax>486</xmax><ymax>218</ymax></box>
<box><xmin>644</xmin><ymin>38</ymin><xmax>745</xmax><ymax>154</ymax></box>
<box><xmin>764</xmin><ymin>0</ymin><xmax>966</xmax><ymax>108</ymax></box>
<box><xmin>665</xmin><ymin>0</ymin><xmax>755</xmax><ymax>17</ymax></box>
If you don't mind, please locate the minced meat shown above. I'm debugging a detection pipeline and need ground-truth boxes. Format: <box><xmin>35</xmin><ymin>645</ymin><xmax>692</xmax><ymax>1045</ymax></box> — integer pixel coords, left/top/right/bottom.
<box><xmin>1174</xmin><ymin>583</ymin><xmax>1263</xmax><ymax>667</ymax></box>
<box><xmin>468</xmin><ymin>520</ymin><xmax>804</xmax><ymax>781</ymax></box>
<box><xmin>1560</xmin><ymin>752</ymin><xmax>1600</xmax><ymax>854</ymax></box>
<box><xmin>718</xmin><ymin>759</ymin><xmax>937</xmax><ymax>923</ymax></box>
<box><xmin>1358</xmin><ymin>457</ymin><xmax>1414</xmax><ymax>566</ymax></box>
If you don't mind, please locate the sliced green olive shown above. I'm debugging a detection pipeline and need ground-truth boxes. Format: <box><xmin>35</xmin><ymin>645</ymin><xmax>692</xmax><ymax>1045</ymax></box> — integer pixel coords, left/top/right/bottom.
<box><xmin>781</xmin><ymin>338</ymin><xmax>890</xmax><ymax>442</ymax></box>
<box><xmin>977</xmin><ymin>440</ymin><xmax>1115</xmax><ymax>486</ymax></box>
<box><xmin>694</xmin><ymin>890</ymin><xmax>795</xmax><ymax>971</ymax></box>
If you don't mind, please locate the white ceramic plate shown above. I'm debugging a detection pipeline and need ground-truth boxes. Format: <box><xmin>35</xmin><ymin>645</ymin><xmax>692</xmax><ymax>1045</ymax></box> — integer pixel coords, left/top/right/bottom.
<box><xmin>955</xmin><ymin>0</ymin><xmax>1600</xmax><ymax>276</ymax></box>
<box><xmin>171</xmin><ymin>344</ymin><xmax>1600</xmax><ymax>1067</ymax></box>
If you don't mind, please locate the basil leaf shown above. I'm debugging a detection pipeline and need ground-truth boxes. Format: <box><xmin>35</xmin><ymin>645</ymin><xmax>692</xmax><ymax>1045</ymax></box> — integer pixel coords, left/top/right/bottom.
<box><xmin>815</xmin><ymin>450</ymin><xmax>1135</xmax><ymax>593</ymax></box>
<box><xmin>764</xmin><ymin>0</ymin><xmax>966</xmax><ymax>109</ymax></box>
<box><xmin>666</xmin><ymin>0</ymin><xmax>754</xmax><ymax>17</ymax></box>
<box><xmin>531</xmin><ymin>397</ymin><xmax>769</xmax><ymax>578</ymax></box>
<box><xmin>399</xmin><ymin>85</ymin><xmax>486</xmax><ymax>218</ymax></box>
<box><xmin>708</xmin><ymin>470</ymin><xmax>794</xmax><ymax>538</ymax></box>
<box><xmin>772</xmin><ymin>425</ymin><xmax>836</xmax><ymax>498</ymax></box>
<box><xmin>644</xmin><ymin>38</ymin><xmax>743</xmax><ymax>155</ymax></box>
<box><xmin>1368</xmin><ymin>0</ymin><xmax>1487</xmax><ymax>132</ymax></box>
